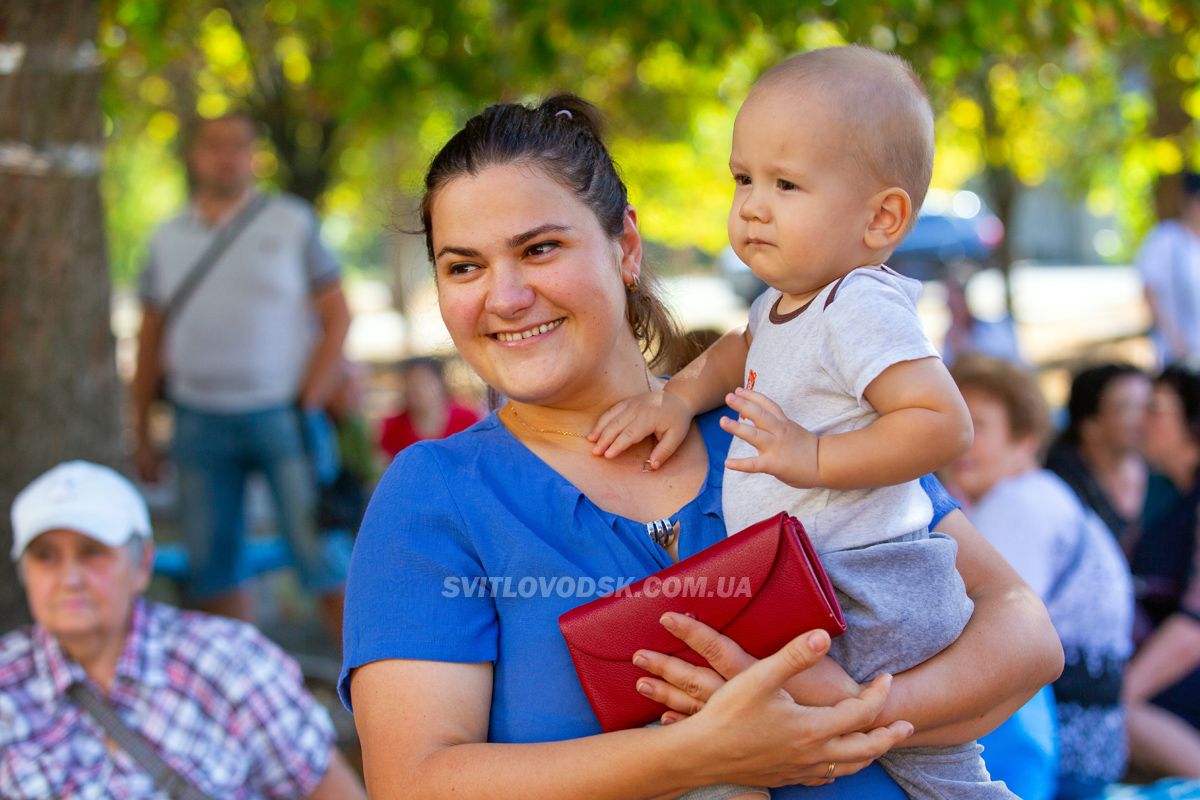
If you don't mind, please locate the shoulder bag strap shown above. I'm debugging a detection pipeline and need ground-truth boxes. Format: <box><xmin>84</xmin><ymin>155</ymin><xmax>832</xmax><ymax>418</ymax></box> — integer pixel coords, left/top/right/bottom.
<box><xmin>162</xmin><ymin>192</ymin><xmax>271</xmax><ymax>323</ymax></box>
<box><xmin>67</xmin><ymin>681</ymin><xmax>214</xmax><ymax>800</ymax></box>
<box><xmin>1044</xmin><ymin>512</ymin><xmax>1094</xmax><ymax>607</ymax></box>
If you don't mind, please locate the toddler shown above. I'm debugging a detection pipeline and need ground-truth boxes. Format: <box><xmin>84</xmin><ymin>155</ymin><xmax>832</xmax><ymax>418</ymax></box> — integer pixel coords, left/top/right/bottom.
<box><xmin>592</xmin><ymin>46</ymin><xmax>1014</xmax><ymax>800</ymax></box>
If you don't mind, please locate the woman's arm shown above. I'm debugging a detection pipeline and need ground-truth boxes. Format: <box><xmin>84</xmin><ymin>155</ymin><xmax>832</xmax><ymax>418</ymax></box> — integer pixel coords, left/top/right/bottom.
<box><xmin>1124</xmin><ymin>613</ymin><xmax>1200</xmax><ymax>703</ymax></box>
<box><xmin>351</xmin><ymin>634</ymin><xmax>912</xmax><ymax>799</ymax></box>
<box><xmin>879</xmin><ymin>509</ymin><xmax>1063</xmax><ymax>746</ymax></box>
<box><xmin>1123</xmin><ymin>613</ymin><xmax>1200</xmax><ymax>776</ymax></box>
<box><xmin>637</xmin><ymin>510</ymin><xmax>1061</xmax><ymax>747</ymax></box>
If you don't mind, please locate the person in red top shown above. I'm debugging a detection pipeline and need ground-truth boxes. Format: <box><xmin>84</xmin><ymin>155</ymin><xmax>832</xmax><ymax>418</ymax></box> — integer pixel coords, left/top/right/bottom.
<box><xmin>378</xmin><ymin>356</ymin><xmax>481</xmax><ymax>459</ymax></box>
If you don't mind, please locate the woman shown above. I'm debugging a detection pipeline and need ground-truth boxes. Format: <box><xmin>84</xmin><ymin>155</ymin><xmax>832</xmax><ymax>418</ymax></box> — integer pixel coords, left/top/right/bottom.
<box><xmin>1125</xmin><ymin>363</ymin><xmax>1200</xmax><ymax>778</ymax></box>
<box><xmin>1</xmin><ymin>461</ymin><xmax>364</xmax><ymax>799</ymax></box>
<box><xmin>377</xmin><ymin>356</ymin><xmax>481</xmax><ymax>459</ymax></box>
<box><xmin>339</xmin><ymin>96</ymin><xmax>1062</xmax><ymax>797</ymax></box>
<box><xmin>1044</xmin><ymin>363</ymin><xmax>1150</xmax><ymax>541</ymax></box>
<box><xmin>945</xmin><ymin>356</ymin><xmax>1135</xmax><ymax>798</ymax></box>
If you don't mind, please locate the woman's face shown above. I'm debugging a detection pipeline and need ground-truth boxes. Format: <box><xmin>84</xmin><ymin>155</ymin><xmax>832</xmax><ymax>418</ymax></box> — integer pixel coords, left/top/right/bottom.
<box><xmin>946</xmin><ymin>387</ymin><xmax>1038</xmax><ymax>503</ymax></box>
<box><xmin>403</xmin><ymin>364</ymin><xmax>446</xmax><ymax>414</ymax></box>
<box><xmin>1142</xmin><ymin>383</ymin><xmax>1193</xmax><ymax>471</ymax></box>
<box><xmin>430</xmin><ymin>163</ymin><xmax>641</xmax><ymax>408</ymax></box>
<box><xmin>1086</xmin><ymin>374</ymin><xmax>1151</xmax><ymax>453</ymax></box>
<box><xmin>21</xmin><ymin>529</ymin><xmax>150</xmax><ymax>645</ymax></box>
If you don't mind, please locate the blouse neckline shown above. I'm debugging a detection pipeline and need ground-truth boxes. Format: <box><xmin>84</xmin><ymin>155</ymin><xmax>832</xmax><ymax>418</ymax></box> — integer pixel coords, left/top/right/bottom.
<box><xmin>482</xmin><ymin>408</ymin><xmax>727</xmax><ymax>560</ymax></box>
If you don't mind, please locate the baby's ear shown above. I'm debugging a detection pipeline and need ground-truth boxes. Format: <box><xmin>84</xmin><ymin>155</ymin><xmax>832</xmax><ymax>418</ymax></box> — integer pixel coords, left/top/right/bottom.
<box><xmin>863</xmin><ymin>187</ymin><xmax>912</xmax><ymax>251</ymax></box>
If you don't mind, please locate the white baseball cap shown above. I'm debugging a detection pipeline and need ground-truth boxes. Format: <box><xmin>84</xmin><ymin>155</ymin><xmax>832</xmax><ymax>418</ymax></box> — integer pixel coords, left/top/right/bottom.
<box><xmin>10</xmin><ymin>461</ymin><xmax>152</xmax><ymax>560</ymax></box>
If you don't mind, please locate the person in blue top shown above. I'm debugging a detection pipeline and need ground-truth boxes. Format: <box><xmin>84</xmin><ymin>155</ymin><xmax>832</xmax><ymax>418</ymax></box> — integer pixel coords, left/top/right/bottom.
<box><xmin>339</xmin><ymin>94</ymin><xmax>1064</xmax><ymax>798</ymax></box>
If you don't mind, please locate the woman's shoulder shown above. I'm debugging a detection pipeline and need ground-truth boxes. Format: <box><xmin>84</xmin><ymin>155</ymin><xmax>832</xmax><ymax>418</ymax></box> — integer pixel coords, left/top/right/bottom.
<box><xmin>978</xmin><ymin>470</ymin><xmax>1084</xmax><ymax>535</ymax></box>
<box><xmin>990</xmin><ymin>469</ymin><xmax>1079</xmax><ymax>510</ymax></box>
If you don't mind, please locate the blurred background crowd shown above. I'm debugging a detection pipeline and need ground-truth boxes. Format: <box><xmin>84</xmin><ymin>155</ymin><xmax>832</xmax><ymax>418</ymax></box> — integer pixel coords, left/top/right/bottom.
<box><xmin>5</xmin><ymin>1</ymin><xmax>1200</xmax><ymax>796</ymax></box>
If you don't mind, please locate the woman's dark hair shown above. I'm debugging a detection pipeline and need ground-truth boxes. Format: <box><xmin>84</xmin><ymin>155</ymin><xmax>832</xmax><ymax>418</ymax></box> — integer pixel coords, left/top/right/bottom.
<box><xmin>418</xmin><ymin>93</ymin><xmax>696</xmax><ymax>373</ymax></box>
<box><xmin>1059</xmin><ymin>363</ymin><xmax>1146</xmax><ymax>444</ymax></box>
<box><xmin>950</xmin><ymin>355</ymin><xmax>1050</xmax><ymax>444</ymax></box>
<box><xmin>1156</xmin><ymin>361</ymin><xmax>1200</xmax><ymax>443</ymax></box>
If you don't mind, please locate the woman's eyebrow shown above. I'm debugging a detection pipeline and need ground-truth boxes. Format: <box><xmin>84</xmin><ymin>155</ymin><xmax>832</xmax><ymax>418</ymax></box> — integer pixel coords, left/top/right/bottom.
<box><xmin>508</xmin><ymin>224</ymin><xmax>571</xmax><ymax>249</ymax></box>
<box><xmin>435</xmin><ymin>244</ymin><xmax>482</xmax><ymax>260</ymax></box>
<box><xmin>435</xmin><ymin>224</ymin><xmax>572</xmax><ymax>261</ymax></box>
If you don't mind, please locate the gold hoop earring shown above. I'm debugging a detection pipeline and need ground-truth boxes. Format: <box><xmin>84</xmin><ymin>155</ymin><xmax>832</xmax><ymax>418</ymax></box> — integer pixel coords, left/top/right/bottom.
<box><xmin>625</xmin><ymin>275</ymin><xmax>640</xmax><ymax>293</ymax></box>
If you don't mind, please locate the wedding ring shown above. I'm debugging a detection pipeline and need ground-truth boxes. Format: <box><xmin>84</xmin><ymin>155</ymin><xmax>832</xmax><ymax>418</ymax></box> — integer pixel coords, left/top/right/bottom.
<box><xmin>824</xmin><ymin>761</ymin><xmax>837</xmax><ymax>780</ymax></box>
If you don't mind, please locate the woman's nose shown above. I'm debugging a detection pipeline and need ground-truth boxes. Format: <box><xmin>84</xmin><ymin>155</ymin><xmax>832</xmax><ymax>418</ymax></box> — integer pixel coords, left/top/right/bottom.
<box><xmin>484</xmin><ymin>263</ymin><xmax>536</xmax><ymax>317</ymax></box>
<box><xmin>60</xmin><ymin>558</ymin><xmax>84</xmax><ymax>587</ymax></box>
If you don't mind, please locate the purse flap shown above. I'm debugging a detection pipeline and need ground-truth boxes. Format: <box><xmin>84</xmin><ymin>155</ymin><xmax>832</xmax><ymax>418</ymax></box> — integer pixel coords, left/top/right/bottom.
<box><xmin>558</xmin><ymin>512</ymin><xmax>789</xmax><ymax>661</ymax></box>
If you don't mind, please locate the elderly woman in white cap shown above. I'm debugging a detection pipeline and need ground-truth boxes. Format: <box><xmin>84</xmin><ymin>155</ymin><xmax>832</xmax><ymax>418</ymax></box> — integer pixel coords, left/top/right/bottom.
<box><xmin>0</xmin><ymin>461</ymin><xmax>364</xmax><ymax>800</ymax></box>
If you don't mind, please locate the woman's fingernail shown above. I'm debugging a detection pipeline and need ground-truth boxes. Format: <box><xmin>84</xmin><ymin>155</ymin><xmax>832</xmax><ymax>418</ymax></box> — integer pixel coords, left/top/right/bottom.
<box><xmin>632</xmin><ymin>653</ymin><xmax>648</xmax><ymax>669</ymax></box>
<box><xmin>660</xmin><ymin>613</ymin><xmax>677</xmax><ymax>630</ymax></box>
<box><xmin>807</xmin><ymin>632</ymin><xmax>827</xmax><ymax>650</ymax></box>
<box><xmin>636</xmin><ymin>680</ymin><xmax>653</xmax><ymax>696</ymax></box>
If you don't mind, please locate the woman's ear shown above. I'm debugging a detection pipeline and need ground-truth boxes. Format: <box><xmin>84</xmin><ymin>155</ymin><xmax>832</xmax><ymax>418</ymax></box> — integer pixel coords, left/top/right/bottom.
<box><xmin>863</xmin><ymin>187</ymin><xmax>913</xmax><ymax>251</ymax></box>
<box><xmin>1013</xmin><ymin>431</ymin><xmax>1044</xmax><ymax>465</ymax></box>
<box><xmin>618</xmin><ymin>205</ymin><xmax>643</xmax><ymax>286</ymax></box>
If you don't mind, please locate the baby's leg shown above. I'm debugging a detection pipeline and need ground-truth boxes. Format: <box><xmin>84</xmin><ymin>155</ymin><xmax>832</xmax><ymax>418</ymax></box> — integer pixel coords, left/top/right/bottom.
<box><xmin>878</xmin><ymin>744</ymin><xmax>1015</xmax><ymax>800</ymax></box>
<box><xmin>822</xmin><ymin>532</ymin><xmax>1015</xmax><ymax>799</ymax></box>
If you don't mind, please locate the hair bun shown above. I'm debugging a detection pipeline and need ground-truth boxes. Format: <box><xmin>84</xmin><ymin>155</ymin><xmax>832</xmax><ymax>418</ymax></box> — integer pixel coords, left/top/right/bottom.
<box><xmin>541</xmin><ymin>94</ymin><xmax>605</xmax><ymax>138</ymax></box>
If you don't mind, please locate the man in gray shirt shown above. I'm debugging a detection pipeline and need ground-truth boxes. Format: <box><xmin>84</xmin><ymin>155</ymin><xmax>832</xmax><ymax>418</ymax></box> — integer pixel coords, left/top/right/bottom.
<box><xmin>131</xmin><ymin>112</ymin><xmax>351</xmax><ymax>644</ymax></box>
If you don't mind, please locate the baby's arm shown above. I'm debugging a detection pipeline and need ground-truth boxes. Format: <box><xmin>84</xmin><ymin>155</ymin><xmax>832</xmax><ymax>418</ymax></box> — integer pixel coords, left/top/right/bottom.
<box><xmin>590</xmin><ymin>328</ymin><xmax>750</xmax><ymax>468</ymax></box>
<box><xmin>724</xmin><ymin>356</ymin><xmax>972</xmax><ymax>490</ymax></box>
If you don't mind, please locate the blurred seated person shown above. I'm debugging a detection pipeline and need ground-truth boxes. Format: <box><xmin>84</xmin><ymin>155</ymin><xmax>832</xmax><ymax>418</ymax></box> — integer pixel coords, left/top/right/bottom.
<box><xmin>378</xmin><ymin>356</ymin><xmax>480</xmax><ymax>459</ymax></box>
<box><xmin>0</xmin><ymin>461</ymin><xmax>365</xmax><ymax>800</ymax></box>
<box><xmin>1045</xmin><ymin>363</ymin><xmax>1151</xmax><ymax>541</ymax></box>
<box><xmin>946</xmin><ymin>356</ymin><xmax>1135</xmax><ymax>799</ymax></box>
<box><xmin>940</xmin><ymin>271</ymin><xmax>1023</xmax><ymax>367</ymax></box>
<box><xmin>1125</xmin><ymin>362</ymin><xmax>1200</xmax><ymax>778</ymax></box>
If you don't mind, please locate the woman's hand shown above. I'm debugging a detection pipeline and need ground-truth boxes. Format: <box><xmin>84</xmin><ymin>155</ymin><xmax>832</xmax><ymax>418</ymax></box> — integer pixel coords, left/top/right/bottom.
<box><xmin>634</xmin><ymin>612</ymin><xmax>863</xmax><ymax>720</ymax></box>
<box><xmin>674</xmin><ymin>627</ymin><xmax>912</xmax><ymax>787</ymax></box>
<box><xmin>633</xmin><ymin>618</ymin><xmax>902</xmax><ymax>786</ymax></box>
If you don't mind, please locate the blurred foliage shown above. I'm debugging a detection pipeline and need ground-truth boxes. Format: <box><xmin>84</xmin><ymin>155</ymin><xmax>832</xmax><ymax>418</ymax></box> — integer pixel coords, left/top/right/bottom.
<box><xmin>98</xmin><ymin>0</ymin><xmax>1200</xmax><ymax>284</ymax></box>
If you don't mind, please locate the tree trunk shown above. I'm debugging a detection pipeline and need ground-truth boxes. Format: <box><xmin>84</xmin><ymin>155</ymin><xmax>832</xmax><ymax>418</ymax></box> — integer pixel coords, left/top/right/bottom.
<box><xmin>0</xmin><ymin>0</ymin><xmax>121</xmax><ymax>632</ymax></box>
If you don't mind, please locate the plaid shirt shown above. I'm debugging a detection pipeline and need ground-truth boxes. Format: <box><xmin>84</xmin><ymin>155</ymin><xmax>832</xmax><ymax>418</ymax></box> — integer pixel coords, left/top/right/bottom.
<box><xmin>0</xmin><ymin>599</ymin><xmax>333</xmax><ymax>799</ymax></box>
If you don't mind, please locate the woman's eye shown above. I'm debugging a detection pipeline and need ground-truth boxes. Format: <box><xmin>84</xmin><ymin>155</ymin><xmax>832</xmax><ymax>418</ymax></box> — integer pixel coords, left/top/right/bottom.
<box><xmin>25</xmin><ymin>547</ymin><xmax>52</xmax><ymax>563</ymax></box>
<box><xmin>526</xmin><ymin>241</ymin><xmax>558</xmax><ymax>258</ymax></box>
<box><xmin>446</xmin><ymin>262</ymin><xmax>480</xmax><ymax>276</ymax></box>
<box><xmin>777</xmin><ymin>179</ymin><xmax>797</xmax><ymax>191</ymax></box>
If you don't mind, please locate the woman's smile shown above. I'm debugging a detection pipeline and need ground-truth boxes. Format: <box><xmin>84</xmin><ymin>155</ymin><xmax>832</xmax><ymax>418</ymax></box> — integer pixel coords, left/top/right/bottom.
<box><xmin>491</xmin><ymin>317</ymin><xmax>565</xmax><ymax>343</ymax></box>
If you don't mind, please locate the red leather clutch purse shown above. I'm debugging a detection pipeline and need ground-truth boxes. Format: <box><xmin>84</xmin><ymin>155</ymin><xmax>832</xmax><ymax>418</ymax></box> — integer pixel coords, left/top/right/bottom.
<box><xmin>558</xmin><ymin>512</ymin><xmax>846</xmax><ymax>732</ymax></box>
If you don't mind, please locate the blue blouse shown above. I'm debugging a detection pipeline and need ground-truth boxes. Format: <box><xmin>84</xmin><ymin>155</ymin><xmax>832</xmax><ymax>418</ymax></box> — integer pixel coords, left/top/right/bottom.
<box><xmin>341</xmin><ymin>408</ymin><xmax>959</xmax><ymax>798</ymax></box>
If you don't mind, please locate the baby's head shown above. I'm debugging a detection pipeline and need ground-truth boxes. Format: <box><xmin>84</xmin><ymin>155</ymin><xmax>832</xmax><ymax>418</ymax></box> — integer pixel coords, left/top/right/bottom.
<box><xmin>729</xmin><ymin>45</ymin><xmax>934</xmax><ymax>301</ymax></box>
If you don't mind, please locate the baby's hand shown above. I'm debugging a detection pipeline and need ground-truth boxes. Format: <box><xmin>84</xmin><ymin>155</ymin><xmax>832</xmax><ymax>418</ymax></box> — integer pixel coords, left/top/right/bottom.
<box><xmin>721</xmin><ymin>388</ymin><xmax>821</xmax><ymax>488</ymax></box>
<box><xmin>589</xmin><ymin>388</ymin><xmax>694</xmax><ymax>469</ymax></box>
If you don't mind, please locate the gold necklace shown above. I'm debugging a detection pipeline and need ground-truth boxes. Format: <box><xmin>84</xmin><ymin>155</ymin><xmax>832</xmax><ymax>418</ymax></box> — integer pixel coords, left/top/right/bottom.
<box><xmin>506</xmin><ymin>405</ymin><xmax>588</xmax><ymax>439</ymax></box>
<box><xmin>505</xmin><ymin>367</ymin><xmax>656</xmax><ymax>470</ymax></box>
